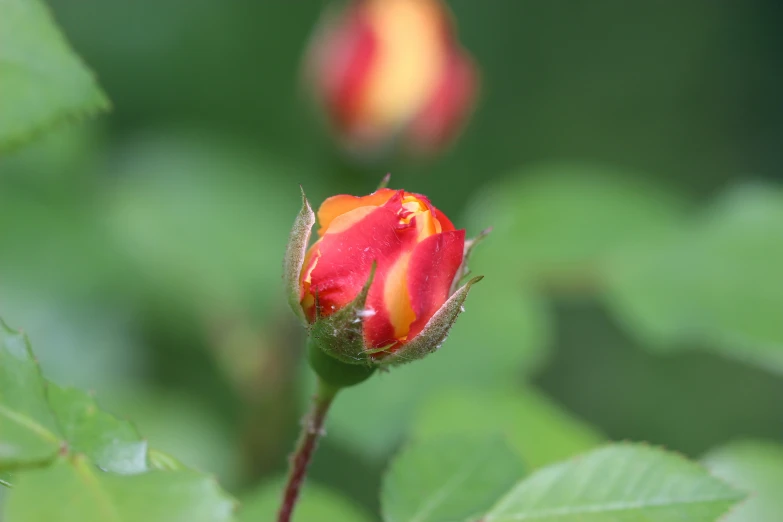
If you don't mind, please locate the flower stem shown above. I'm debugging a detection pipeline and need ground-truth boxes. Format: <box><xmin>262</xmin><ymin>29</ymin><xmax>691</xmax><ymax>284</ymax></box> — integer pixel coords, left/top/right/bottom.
<box><xmin>276</xmin><ymin>378</ymin><xmax>339</xmax><ymax>522</ymax></box>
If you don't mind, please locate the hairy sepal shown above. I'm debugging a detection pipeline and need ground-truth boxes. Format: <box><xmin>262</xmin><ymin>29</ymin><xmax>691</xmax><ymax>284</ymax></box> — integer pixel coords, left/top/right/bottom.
<box><xmin>382</xmin><ymin>275</ymin><xmax>483</xmax><ymax>367</ymax></box>
<box><xmin>283</xmin><ymin>187</ymin><xmax>316</xmax><ymax>325</ymax></box>
<box><xmin>308</xmin><ymin>263</ymin><xmax>377</xmax><ymax>366</ymax></box>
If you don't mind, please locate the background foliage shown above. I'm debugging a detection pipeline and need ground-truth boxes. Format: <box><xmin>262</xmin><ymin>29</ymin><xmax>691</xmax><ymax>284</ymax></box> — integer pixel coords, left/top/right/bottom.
<box><xmin>1</xmin><ymin>0</ymin><xmax>782</xmax><ymax>520</ymax></box>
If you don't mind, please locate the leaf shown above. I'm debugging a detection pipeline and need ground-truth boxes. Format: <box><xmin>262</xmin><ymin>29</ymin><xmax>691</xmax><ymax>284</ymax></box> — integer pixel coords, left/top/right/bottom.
<box><xmin>0</xmin><ymin>0</ymin><xmax>109</xmax><ymax>152</ymax></box>
<box><xmin>238</xmin><ymin>478</ymin><xmax>372</xmax><ymax>522</ymax></box>
<box><xmin>484</xmin><ymin>444</ymin><xmax>743</xmax><ymax>522</ymax></box>
<box><xmin>465</xmin><ymin>162</ymin><xmax>686</xmax><ymax>289</ymax></box>
<box><xmin>46</xmin><ymin>384</ymin><xmax>147</xmax><ymax>475</ymax></box>
<box><xmin>4</xmin><ymin>455</ymin><xmax>236</xmax><ymax>522</ymax></box>
<box><xmin>0</xmin><ymin>320</ymin><xmax>62</xmax><ymax>468</ymax></box>
<box><xmin>604</xmin><ymin>184</ymin><xmax>783</xmax><ymax>373</ymax></box>
<box><xmin>703</xmin><ymin>440</ymin><xmax>783</xmax><ymax>521</ymax></box>
<box><xmin>381</xmin><ymin>435</ymin><xmax>524</xmax><ymax>522</ymax></box>
<box><xmin>411</xmin><ymin>388</ymin><xmax>602</xmax><ymax>469</ymax></box>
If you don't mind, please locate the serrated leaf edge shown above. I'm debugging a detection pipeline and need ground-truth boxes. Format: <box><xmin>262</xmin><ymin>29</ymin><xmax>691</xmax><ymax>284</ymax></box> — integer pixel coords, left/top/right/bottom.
<box><xmin>0</xmin><ymin>0</ymin><xmax>110</xmax><ymax>154</ymax></box>
<box><xmin>484</xmin><ymin>442</ymin><xmax>746</xmax><ymax>521</ymax></box>
<box><xmin>0</xmin><ymin>319</ymin><xmax>64</xmax><ymax>466</ymax></box>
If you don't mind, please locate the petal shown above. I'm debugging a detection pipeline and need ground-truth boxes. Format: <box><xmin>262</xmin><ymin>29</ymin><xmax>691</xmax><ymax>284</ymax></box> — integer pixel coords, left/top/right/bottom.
<box><xmin>309</xmin><ymin>193</ymin><xmax>416</xmax><ymax>327</ymax></box>
<box><xmin>382</xmin><ymin>252</ymin><xmax>415</xmax><ymax>339</ymax></box>
<box><xmin>406</xmin><ymin>229</ymin><xmax>466</xmax><ymax>340</ymax></box>
<box><xmin>358</xmin><ymin>0</ymin><xmax>448</xmax><ymax>130</ymax></box>
<box><xmin>408</xmin><ymin>48</ymin><xmax>477</xmax><ymax>152</ymax></box>
<box><xmin>432</xmin><ymin>205</ymin><xmax>456</xmax><ymax>233</ymax></box>
<box><xmin>312</xmin><ymin>7</ymin><xmax>378</xmax><ymax>131</ymax></box>
<box><xmin>317</xmin><ymin>188</ymin><xmax>397</xmax><ymax>235</ymax></box>
<box><xmin>410</xmin><ymin>210</ymin><xmax>438</xmax><ymax>241</ymax></box>
<box><xmin>404</xmin><ymin>191</ymin><xmax>456</xmax><ymax>233</ymax></box>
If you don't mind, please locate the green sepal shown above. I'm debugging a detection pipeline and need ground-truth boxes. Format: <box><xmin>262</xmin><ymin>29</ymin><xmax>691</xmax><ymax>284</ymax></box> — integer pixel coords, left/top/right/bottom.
<box><xmin>381</xmin><ymin>275</ymin><xmax>484</xmax><ymax>366</ymax></box>
<box><xmin>283</xmin><ymin>187</ymin><xmax>316</xmax><ymax>326</ymax></box>
<box><xmin>308</xmin><ymin>263</ymin><xmax>377</xmax><ymax>365</ymax></box>
<box><xmin>307</xmin><ymin>338</ymin><xmax>376</xmax><ymax>389</ymax></box>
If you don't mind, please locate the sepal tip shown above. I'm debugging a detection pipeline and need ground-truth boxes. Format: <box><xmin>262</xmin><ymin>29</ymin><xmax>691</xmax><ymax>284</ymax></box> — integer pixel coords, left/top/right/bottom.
<box><xmin>283</xmin><ymin>187</ymin><xmax>316</xmax><ymax>325</ymax></box>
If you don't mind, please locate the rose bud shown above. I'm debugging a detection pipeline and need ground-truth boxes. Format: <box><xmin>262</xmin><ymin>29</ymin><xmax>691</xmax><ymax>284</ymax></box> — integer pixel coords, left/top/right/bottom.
<box><xmin>283</xmin><ymin>184</ymin><xmax>484</xmax><ymax>385</ymax></box>
<box><xmin>303</xmin><ymin>0</ymin><xmax>478</xmax><ymax>156</ymax></box>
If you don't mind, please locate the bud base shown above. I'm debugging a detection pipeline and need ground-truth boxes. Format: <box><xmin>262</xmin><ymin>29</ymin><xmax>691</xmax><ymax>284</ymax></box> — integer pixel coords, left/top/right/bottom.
<box><xmin>307</xmin><ymin>337</ymin><xmax>376</xmax><ymax>388</ymax></box>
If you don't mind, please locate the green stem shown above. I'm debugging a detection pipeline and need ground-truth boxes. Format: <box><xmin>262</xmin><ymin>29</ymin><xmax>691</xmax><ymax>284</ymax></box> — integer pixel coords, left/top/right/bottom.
<box><xmin>276</xmin><ymin>378</ymin><xmax>339</xmax><ymax>522</ymax></box>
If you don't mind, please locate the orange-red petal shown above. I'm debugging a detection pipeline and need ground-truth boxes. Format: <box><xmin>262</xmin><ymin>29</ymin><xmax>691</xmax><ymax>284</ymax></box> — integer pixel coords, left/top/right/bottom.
<box><xmin>406</xmin><ymin>229</ymin><xmax>465</xmax><ymax>340</ymax></box>
<box><xmin>382</xmin><ymin>252</ymin><xmax>415</xmax><ymax>339</ymax></box>
<box><xmin>308</xmin><ymin>193</ymin><xmax>417</xmax><ymax>327</ymax></box>
<box><xmin>312</xmin><ymin>6</ymin><xmax>378</xmax><ymax>131</ymax></box>
<box><xmin>408</xmin><ymin>48</ymin><xmax>477</xmax><ymax>152</ymax></box>
<box><xmin>317</xmin><ymin>188</ymin><xmax>397</xmax><ymax>235</ymax></box>
<box><xmin>403</xmin><ymin>191</ymin><xmax>456</xmax><ymax>233</ymax></box>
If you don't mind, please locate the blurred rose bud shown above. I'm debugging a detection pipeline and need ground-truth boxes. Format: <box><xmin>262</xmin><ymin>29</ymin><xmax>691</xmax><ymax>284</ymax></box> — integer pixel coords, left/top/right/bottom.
<box><xmin>284</xmin><ymin>186</ymin><xmax>484</xmax><ymax>378</ymax></box>
<box><xmin>304</xmin><ymin>0</ymin><xmax>478</xmax><ymax>156</ymax></box>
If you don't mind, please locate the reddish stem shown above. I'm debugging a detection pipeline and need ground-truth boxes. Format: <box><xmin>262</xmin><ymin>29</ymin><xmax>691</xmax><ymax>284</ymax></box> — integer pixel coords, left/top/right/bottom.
<box><xmin>276</xmin><ymin>379</ymin><xmax>338</xmax><ymax>522</ymax></box>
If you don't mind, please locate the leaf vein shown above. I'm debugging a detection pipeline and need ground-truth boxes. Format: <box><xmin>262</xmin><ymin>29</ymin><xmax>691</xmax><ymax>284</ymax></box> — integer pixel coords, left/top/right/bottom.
<box><xmin>0</xmin><ymin>402</ymin><xmax>60</xmax><ymax>445</ymax></box>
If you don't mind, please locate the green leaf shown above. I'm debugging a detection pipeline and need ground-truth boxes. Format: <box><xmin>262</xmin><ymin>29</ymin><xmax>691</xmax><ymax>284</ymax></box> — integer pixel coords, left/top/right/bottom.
<box><xmin>484</xmin><ymin>443</ymin><xmax>743</xmax><ymax>522</ymax></box>
<box><xmin>703</xmin><ymin>440</ymin><xmax>783</xmax><ymax>521</ymax></box>
<box><xmin>411</xmin><ymin>388</ymin><xmax>602</xmax><ymax>469</ymax></box>
<box><xmin>0</xmin><ymin>0</ymin><xmax>109</xmax><ymax>152</ymax></box>
<box><xmin>47</xmin><ymin>384</ymin><xmax>147</xmax><ymax>474</ymax></box>
<box><xmin>604</xmin><ymin>184</ymin><xmax>783</xmax><ymax>373</ymax></box>
<box><xmin>0</xmin><ymin>320</ymin><xmax>62</xmax><ymax>468</ymax></box>
<box><xmin>0</xmin><ymin>472</ymin><xmax>12</xmax><ymax>487</ymax></box>
<box><xmin>238</xmin><ymin>478</ymin><xmax>372</xmax><ymax>522</ymax></box>
<box><xmin>4</xmin><ymin>456</ymin><xmax>236</xmax><ymax>522</ymax></box>
<box><xmin>382</xmin><ymin>435</ymin><xmax>524</xmax><ymax>522</ymax></box>
<box><xmin>465</xmin><ymin>162</ymin><xmax>686</xmax><ymax>289</ymax></box>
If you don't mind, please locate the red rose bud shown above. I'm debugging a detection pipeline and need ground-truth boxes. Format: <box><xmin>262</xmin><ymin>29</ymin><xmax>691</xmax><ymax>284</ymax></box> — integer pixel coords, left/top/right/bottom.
<box><xmin>283</xmin><ymin>185</ymin><xmax>484</xmax><ymax>376</ymax></box>
<box><xmin>304</xmin><ymin>0</ymin><xmax>478</xmax><ymax>155</ymax></box>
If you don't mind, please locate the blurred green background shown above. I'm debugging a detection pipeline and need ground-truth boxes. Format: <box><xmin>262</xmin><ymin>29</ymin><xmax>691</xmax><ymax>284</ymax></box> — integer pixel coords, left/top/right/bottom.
<box><xmin>2</xmin><ymin>0</ymin><xmax>783</xmax><ymax>519</ymax></box>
